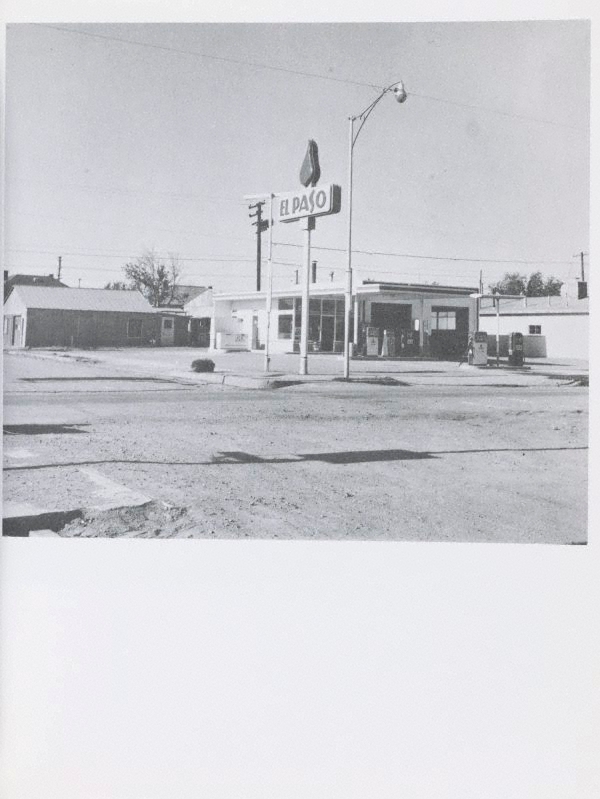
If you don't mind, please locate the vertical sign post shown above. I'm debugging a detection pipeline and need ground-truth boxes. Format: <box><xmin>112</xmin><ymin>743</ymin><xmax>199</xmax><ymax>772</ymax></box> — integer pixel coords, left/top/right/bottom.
<box><xmin>496</xmin><ymin>297</ymin><xmax>500</xmax><ymax>368</ymax></box>
<box><xmin>299</xmin><ymin>216</ymin><xmax>315</xmax><ymax>375</ymax></box>
<box><xmin>264</xmin><ymin>193</ymin><xmax>274</xmax><ymax>372</ymax></box>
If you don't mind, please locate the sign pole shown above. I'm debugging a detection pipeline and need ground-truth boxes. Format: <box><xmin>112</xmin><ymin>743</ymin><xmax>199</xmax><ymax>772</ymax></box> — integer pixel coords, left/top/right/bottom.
<box><xmin>496</xmin><ymin>298</ymin><xmax>500</xmax><ymax>368</ymax></box>
<box><xmin>264</xmin><ymin>193</ymin><xmax>274</xmax><ymax>372</ymax></box>
<box><xmin>299</xmin><ymin>216</ymin><xmax>315</xmax><ymax>375</ymax></box>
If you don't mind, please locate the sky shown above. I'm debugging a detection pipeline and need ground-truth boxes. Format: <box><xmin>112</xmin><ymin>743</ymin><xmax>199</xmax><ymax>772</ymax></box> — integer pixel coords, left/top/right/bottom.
<box><xmin>4</xmin><ymin>18</ymin><xmax>591</xmax><ymax>294</ymax></box>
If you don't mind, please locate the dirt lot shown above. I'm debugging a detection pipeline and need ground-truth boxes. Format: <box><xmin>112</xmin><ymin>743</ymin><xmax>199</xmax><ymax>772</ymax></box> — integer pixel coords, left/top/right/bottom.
<box><xmin>3</xmin><ymin>351</ymin><xmax>588</xmax><ymax>543</ymax></box>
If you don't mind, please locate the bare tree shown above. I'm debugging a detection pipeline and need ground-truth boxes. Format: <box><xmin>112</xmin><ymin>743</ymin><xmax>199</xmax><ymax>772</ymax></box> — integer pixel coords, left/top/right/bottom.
<box><xmin>122</xmin><ymin>250</ymin><xmax>182</xmax><ymax>307</ymax></box>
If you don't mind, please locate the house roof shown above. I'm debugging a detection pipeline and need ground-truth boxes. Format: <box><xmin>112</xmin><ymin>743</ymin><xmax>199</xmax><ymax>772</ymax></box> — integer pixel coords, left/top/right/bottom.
<box><xmin>5</xmin><ymin>274</ymin><xmax>68</xmax><ymax>289</ymax></box>
<box><xmin>479</xmin><ymin>295</ymin><xmax>589</xmax><ymax>316</ymax></box>
<box><xmin>167</xmin><ymin>284</ymin><xmax>208</xmax><ymax>306</ymax></box>
<box><xmin>4</xmin><ymin>274</ymin><xmax>68</xmax><ymax>300</ymax></box>
<box><xmin>6</xmin><ymin>286</ymin><xmax>155</xmax><ymax>313</ymax></box>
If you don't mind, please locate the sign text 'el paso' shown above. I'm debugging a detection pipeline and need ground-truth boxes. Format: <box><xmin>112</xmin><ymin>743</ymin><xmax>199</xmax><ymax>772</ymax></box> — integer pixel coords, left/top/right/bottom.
<box><xmin>277</xmin><ymin>184</ymin><xmax>342</xmax><ymax>223</ymax></box>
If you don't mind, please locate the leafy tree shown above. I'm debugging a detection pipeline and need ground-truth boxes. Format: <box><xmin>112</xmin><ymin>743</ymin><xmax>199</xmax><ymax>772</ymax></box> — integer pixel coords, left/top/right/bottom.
<box><xmin>525</xmin><ymin>271</ymin><xmax>546</xmax><ymax>296</ymax></box>
<box><xmin>489</xmin><ymin>271</ymin><xmax>564</xmax><ymax>297</ymax></box>
<box><xmin>542</xmin><ymin>275</ymin><xmax>563</xmax><ymax>296</ymax></box>
<box><xmin>122</xmin><ymin>250</ymin><xmax>182</xmax><ymax>307</ymax></box>
<box><xmin>488</xmin><ymin>272</ymin><xmax>527</xmax><ymax>295</ymax></box>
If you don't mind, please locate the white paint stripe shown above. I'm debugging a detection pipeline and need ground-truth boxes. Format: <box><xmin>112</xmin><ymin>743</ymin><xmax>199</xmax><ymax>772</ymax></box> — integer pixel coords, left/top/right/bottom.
<box><xmin>3</xmin><ymin>502</ymin><xmax>51</xmax><ymax>518</ymax></box>
<box><xmin>77</xmin><ymin>467</ymin><xmax>152</xmax><ymax>510</ymax></box>
<box><xmin>3</xmin><ymin>448</ymin><xmax>36</xmax><ymax>460</ymax></box>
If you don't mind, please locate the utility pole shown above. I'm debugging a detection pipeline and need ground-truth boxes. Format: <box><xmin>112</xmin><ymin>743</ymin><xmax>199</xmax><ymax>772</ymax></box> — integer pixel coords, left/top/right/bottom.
<box><xmin>572</xmin><ymin>251</ymin><xmax>588</xmax><ymax>282</ymax></box>
<box><xmin>57</xmin><ymin>256</ymin><xmax>62</xmax><ymax>281</ymax></box>
<box><xmin>248</xmin><ymin>202</ymin><xmax>269</xmax><ymax>291</ymax></box>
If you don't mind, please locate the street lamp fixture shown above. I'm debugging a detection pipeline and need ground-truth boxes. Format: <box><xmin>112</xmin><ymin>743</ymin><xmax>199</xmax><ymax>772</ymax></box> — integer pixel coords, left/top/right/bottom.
<box><xmin>343</xmin><ymin>80</ymin><xmax>407</xmax><ymax>379</ymax></box>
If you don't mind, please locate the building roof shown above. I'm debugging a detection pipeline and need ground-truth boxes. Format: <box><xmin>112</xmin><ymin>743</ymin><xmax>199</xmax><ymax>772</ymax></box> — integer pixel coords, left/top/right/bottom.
<box><xmin>361</xmin><ymin>280</ymin><xmax>478</xmax><ymax>296</ymax></box>
<box><xmin>480</xmin><ymin>295</ymin><xmax>589</xmax><ymax>316</ymax></box>
<box><xmin>166</xmin><ymin>284</ymin><xmax>208</xmax><ymax>306</ymax></box>
<box><xmin>214</xmin><ymin>280</ymin><xmax>478</xmax><ymax>302</ymax></box>
<box><xmin>5</xmin><ymin>273</ymin><xmax>68</xmax><ymax>288</ymax></box>
<box><xmin>4</xmin><ymin>274</ymin><xmax>68</xmax><ymax>299</ymax></box>
<box><xmin>6</xmin><ymin>286</ymin><xmax>155</xmax><ymax>313</ymax></box>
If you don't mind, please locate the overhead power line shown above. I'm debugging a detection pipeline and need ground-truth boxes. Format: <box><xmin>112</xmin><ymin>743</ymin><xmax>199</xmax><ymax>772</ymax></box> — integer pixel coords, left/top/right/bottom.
<box><xmin>11</xmin><ymin>178</ymin><xmax>248</xmax><ymax>205</ymax></box>
<box><xmin>272</xmin><ymin>241</ymin><xmax>573</xmax><ymax>266</ymax></box>
<box><xmin>7</xmin><ymin>247</ymin><xmax>253</xmax><ymax>263</ymax></box>
<box><xmin>37</xmin><ymin>23</ymin><xmax>586</xmax><ymax>132</ymax></box>
<box><xmin>408</xmin><ymin>90</ymin><xmax>585</xmax><ymax>132</ymax></box>
<box><xmin>7</xmin><ymin>244</ymin><xmax>574</xmax><ymax>269</ymax></box>
<box><xmin>37</xmin><ymin>23</ymin><xmax>380</xmax><ymax>90</ymax></box>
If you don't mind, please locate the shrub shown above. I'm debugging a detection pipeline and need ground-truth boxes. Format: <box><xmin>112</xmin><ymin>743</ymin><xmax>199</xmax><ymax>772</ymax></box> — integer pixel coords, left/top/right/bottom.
<box><xmin>191</xmin><ymin>358</ymin><xmax>215</xmax><ymax>373</ymax></box>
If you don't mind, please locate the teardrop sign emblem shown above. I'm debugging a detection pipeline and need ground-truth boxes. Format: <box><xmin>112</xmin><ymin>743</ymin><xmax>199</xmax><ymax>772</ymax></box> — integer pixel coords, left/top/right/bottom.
<box><xmin>299</xmin><ymin>139</ymin><xmax>321</xmax><ymax>187</ymax></box>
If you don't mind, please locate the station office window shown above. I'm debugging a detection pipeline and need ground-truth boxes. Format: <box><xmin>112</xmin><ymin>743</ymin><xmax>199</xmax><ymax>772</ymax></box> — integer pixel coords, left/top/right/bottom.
<box><xmin>163</xmin><ymin>318</ymin><xmax>173</xmax><ymax>329</ymax></box>
<box><xmin>431</xmin><ymin>310</ymin><xmax>456</xmax><ymax>330</ymax></box>
<box><xmin>278</xmin><ymin>297</ymin><xmax>295</xmax><ymax>338</ymax></box>
<box><xmin>529</xmin><ymin>325</ymin><xmax>542</xmax><ymax>334</ymax></box>
<box><xmin>127</xmin><ymin>319</ymin><xmax>142</xmax><ymax>338</ymax></box>
<box><xmin>278</xmin><ymin>315</ymin><xmax>293</xmax><ymax>339</ymax></box>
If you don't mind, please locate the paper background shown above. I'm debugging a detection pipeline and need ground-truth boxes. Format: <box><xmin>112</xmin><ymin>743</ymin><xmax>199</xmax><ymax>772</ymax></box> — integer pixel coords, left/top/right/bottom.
<box><xmin>1</xmin><ymin>2</ymin><xmax>597</xmax><ymax>797</ymax></box>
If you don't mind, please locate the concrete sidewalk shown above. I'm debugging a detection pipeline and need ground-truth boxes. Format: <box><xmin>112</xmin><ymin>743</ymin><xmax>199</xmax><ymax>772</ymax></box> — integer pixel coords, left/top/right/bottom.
<box><xmin>5</xmin><ymin>347</ymin><xmax>589</xmax><ymax>390</ymax></box>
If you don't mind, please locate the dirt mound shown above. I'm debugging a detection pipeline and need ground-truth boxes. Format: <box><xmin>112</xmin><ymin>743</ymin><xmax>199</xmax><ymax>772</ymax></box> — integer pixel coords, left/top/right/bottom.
<box><xmin>60</xmin><ymin>500</ymin><xmax>190</xmax><ymax>538</ymax></box>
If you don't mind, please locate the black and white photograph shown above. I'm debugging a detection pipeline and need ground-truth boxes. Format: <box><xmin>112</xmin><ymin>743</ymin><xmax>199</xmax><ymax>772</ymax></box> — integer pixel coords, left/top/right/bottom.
<box><xmin>2</xmin><ymin>18</ymin><xmax>590</xmax><ymax>542</ymax></box>
<box><xmin>0</xmin><ymin>6</ymin><xmax>597</xmax><ymax>799</ymax></box>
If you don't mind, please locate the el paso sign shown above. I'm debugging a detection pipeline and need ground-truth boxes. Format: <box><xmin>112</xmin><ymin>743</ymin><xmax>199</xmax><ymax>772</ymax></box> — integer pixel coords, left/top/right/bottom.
<box><xmin>277</xmin><ymin>183</ymin><xmax>342</xmax><ymax>223</ymax></box>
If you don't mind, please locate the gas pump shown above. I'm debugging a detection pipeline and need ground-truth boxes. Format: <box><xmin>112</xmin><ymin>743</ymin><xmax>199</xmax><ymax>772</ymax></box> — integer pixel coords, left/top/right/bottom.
<box><xmin>365</xmin><ymin>326</ymin><xmax>379</xmax><ymax>357</ymax></box>
<box><xmin>508</xmin><ymin>332</ymin><xmax>524</xmax><ymax>366</ymax></box>
<box><xmin>469</xmin><ymin>331</ymin><xmax>488</xmax><ymax>366</ymax></box>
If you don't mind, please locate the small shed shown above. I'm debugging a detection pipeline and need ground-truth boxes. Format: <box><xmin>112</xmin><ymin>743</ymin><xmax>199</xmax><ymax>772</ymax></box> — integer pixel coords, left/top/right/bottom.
<box><xmin>3</xmin><ymin>286</ymin><xmax>160</xmax><ymax>348</ymax></box>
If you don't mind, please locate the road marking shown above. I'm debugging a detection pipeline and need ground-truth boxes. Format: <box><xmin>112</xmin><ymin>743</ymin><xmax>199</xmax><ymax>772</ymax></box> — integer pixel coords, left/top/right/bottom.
<box><xmin>3</xmin><ymin>447</ymin><xmax>36</xmax><ymax>460</ymax></box>
<box><xmin>3</xmin><ymin>501</ymin><xmax>51</xmax><ymax>518</ymax></box>
<box><xmin>77</xmin><ymin>467</ymin><xmax>152</xmax><ymax>510</ymax></box>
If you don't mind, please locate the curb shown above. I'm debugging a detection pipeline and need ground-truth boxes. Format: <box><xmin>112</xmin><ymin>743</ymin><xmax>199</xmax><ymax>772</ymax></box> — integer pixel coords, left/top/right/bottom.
<box><xmin>6</xmin><ymin>348</ymin><xmax>588</xmax><ymax>390</ymax></box>
<box><xmin>3</xmin><ymin>508</ymin><xmax>84</xmax><ymax>536</ymax></box>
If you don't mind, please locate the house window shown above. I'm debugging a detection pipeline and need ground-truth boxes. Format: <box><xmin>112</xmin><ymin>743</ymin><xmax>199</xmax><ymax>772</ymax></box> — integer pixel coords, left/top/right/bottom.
<box><xmin>127</xmin><ymin>319</ymin><xmax>142</xmax><ymax>338</ymax></box>
<box><xmin>529</xmin><ymin>325</ymin><xmax>542</xmax><ymax>335</ymax></box>
<box><xmin>431</xmin><ymin>310</ymin><xmax>456</xmax><ymax>331</ymax></box>
<box><xmin>163</xmin><ymin>318</ymin><xmax>173</xmax><ymax>330</ymax></box>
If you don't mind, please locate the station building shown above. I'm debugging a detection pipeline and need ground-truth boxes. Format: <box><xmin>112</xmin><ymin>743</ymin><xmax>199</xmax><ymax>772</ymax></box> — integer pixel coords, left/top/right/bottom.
<box><xmin>205</xmin><ymin>279</ymin><xmax>479</xmax><ymax>359</ymax></box>
<box><xmin>478</xmin><ymin>278</ymin><xmax>589</xmax><ymax>360</ymax></box>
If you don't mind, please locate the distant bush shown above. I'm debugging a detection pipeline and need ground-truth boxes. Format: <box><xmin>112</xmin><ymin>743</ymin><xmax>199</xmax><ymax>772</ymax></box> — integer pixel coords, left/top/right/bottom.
<box><xmin>191</xmin><ymin>358</ymin><xmax>215</xmax><ymax>373</ymax></box>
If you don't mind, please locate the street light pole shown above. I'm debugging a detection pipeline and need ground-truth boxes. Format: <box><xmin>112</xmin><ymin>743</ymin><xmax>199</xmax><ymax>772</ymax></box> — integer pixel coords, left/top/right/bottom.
<box><xmin>343</xmin><ymin>116</ymin><xmax>355</xmax><ymax>379</ymax></box>
<box><xmin>343</xmin><ymin>80</ymin><xmax>407</xmax><ymax>380</ymax></box>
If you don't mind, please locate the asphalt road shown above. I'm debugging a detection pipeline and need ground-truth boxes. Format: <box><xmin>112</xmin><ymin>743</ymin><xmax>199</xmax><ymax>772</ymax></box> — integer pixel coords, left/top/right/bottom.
<box><xmin>3</xmin><ymin>353</ymin><xmax>589</xmax><ymax>543</ymax></box>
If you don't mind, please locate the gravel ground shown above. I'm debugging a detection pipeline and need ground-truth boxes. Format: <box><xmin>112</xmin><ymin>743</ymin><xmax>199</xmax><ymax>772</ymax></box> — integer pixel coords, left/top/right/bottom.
<box><xmin>3</xmin><ymin>351</ymin><xmax>588</xmax><ymax>543</ymax></box>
